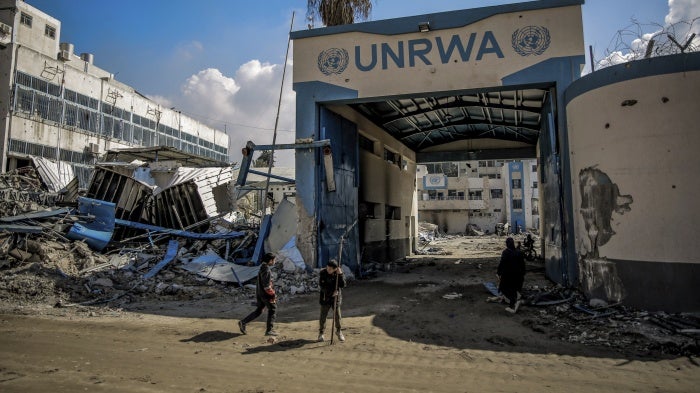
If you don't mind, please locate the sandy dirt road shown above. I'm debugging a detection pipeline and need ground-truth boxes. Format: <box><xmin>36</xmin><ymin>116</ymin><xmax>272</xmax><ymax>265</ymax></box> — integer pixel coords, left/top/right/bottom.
<box><xmin>1</xmin><ymin>236</ymin><xmax>698</xmax><ymax>393</ymax></box>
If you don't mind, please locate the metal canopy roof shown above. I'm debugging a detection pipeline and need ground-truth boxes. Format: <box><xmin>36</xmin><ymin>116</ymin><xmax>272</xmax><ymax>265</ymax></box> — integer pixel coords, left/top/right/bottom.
<box><xmin>350</xmin><ymin>87</ymin><xmax>549</xmax><ymax>152</ymax></box>
<box><xmin>101</xmin><ymin>146</ymin><xmax>229</xmax><ymax>168</ymax></box>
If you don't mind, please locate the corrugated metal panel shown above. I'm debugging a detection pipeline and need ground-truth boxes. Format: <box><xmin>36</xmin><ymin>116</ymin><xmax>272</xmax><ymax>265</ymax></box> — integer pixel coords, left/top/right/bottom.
<box><xmin>159</xmin><ymin>167</ymin><xmax>234</xmax><ymax>217</ymax></box>
<box><xmin>32</xmin><ymin>156</ymin><xmax>74</xmax><ymax>193</ymax></box>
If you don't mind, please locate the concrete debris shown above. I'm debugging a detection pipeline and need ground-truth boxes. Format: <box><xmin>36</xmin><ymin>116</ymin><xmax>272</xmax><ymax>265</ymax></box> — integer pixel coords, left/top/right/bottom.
<box><xmin>518</xmin><ymin>285</ymin><xmax>700</xmax><ymax>357</ymax></box>
<box><xmin>0</xmin><ymin>159</ymin><xmax>318</xmax><ymax>310</ymax></box>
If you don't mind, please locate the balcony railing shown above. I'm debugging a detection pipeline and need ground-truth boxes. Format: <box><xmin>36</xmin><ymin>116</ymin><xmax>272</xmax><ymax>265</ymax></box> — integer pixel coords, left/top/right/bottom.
<box><xmin>425</xmin><ymin>196</ymin><xmax>466</xmax><ymax>200</ymax></box>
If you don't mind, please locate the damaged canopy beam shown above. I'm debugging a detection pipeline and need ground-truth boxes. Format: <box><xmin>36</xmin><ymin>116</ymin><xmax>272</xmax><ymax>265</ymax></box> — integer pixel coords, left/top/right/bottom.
<box><xmin>115</xmin><ymin>219</ymin><xmax>246</xmax><ymax>240</ymax></box>
<box><xmin>236</xmin><ymin>139</ymin><xmax>333</xmax><ymax>190</ymax></box>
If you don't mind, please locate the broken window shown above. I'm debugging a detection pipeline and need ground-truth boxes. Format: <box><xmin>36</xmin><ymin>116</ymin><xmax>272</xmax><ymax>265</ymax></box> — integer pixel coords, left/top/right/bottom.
<box><xmin>20</xmin><ymin>12</ymin><xmax>32</xmax><ymax>27</ymax></box>
<box><xmin>45</xmin><ymin>24</ymin><xmax>56</xmax><ymax>39</ymax></box>
<box><xmin>359</xmin><ymin>134</ymin><xmax>375</xmax><ymax>153</ymax></box>
<box><xmin>513</xmin><ymin>199</ymin><xmax>523</xmax><ymax>209</ymax></box>
<box><xmin>385</xmin><ymin>205</ymin><xmax>401</xmax><ymax>220</ymax></box>
<box><xmin>383</xmin><ymin>148</ymin><xmax>400</xmax><ymax>166</ymax></box>
<box><xmin>360</xmin><ymin>202</ymin><xmax>378</xmax><ymax>219</ymax></box>
<box><xmin>468</xmin><ymin>190</ymin><xmax>483</xmax><ymax>200</ymax></box>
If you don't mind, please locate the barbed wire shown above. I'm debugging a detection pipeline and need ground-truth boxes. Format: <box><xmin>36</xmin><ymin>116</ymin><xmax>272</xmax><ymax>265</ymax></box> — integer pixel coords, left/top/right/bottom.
<box><xmin>595</xmin><ymin>17</ymin><xmax>699</xmax><ymax>71</ymax></box>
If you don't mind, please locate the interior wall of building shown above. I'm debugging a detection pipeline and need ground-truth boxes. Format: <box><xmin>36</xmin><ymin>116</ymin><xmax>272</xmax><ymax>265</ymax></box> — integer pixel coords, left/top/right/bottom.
<box><xmin>326</xmin><ymin>104</ymin><xmax>418</xmax><ymax>263</ymax></box>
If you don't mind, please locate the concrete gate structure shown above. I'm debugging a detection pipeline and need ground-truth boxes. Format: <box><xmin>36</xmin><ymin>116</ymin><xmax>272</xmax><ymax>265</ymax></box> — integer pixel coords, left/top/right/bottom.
<box><xmin>291</xmin><ymin>0</ymin><xmax>700</xmax><ymax>312</ymax></box>
<box><xmin>291</xmin><ymin>0</ymin><xmax>585</xmax><ymax>284</ymax></box>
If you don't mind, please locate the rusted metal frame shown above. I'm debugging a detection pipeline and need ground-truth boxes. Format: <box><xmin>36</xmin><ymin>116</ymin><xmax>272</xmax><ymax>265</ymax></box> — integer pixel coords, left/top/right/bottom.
<box><xmin>170</xmin><ymin>188</ymin><xmax>189</xmax><ymax>229</ymax></box>
<box><xmin>157</xmin><ymin>189</ymin><xmax>176</xmax><ymax>229</ymax></box>
<box><xmin>184</xmin><ymin>182</ymin><xmax>206</xmax><ymax>226</ymax></box>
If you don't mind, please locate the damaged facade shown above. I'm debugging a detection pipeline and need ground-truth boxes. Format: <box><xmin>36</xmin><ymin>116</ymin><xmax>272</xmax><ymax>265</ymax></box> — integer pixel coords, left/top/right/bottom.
<box><xmin>416</xmin><ymin>159</ymin><xmax>540</xmax><ymax>235</ymax></box>
<box><xmin>290</xmin><ymin>1</ymin><xmax>584</xmax><ymax>284</ymax></box>
<box><xmin>566</xmin><ymin>53</ymin><xmax>700</xmax><ymax>311</ymax></box>
<box><xmin>290</xmin><ymin>0</ymin><xmax>700</xmax><ymax>312</ymax></box>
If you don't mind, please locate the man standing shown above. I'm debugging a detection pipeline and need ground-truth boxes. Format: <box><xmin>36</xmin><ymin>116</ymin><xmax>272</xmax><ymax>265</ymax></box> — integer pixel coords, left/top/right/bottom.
<box><xmin>497</xmin><ymin>237</ymin><xmax>526</xmax><ymax>313</ymax></box>
<box><xmin>239</xmin><ymin>253</ymin><xmax>278</xmax><ymax>336</ymax></box>
<box><xmin>318</xmin><ymin>259</ymin><xmax>347</xmax><ymax>342</ymax></box>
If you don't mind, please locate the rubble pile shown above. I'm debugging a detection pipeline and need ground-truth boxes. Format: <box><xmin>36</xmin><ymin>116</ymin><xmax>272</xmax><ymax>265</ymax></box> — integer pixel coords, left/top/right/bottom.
<box><xmin>0</xmin><ymin>232</ymin><xmax>325</xmax><ymax>311</ymax></box>
<box><xmin>0</xmin><ymin>166</ymin><xmax>60</xmax><ymax>216</ymax></box>
<box><xmin>0</xmin><ymin>156</ymin><xmax>327</xmax><ymax>311</ymax></box>
<box><xmin>521</xmin><ymin>285</ymin><xmax>700</xmax><ymax>356</ymax></box>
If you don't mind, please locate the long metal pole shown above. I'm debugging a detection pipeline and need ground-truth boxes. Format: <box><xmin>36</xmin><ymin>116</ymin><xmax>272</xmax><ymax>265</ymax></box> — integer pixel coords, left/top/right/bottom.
<box><xmin>330</xmin><ymin>219</ymin><xmax>357</xmax><ymax>345</ymax></box>
<box><xmin>262</xmin><ymin>11</ymin><xmax>294</xmax><ymax>215</ymax></box>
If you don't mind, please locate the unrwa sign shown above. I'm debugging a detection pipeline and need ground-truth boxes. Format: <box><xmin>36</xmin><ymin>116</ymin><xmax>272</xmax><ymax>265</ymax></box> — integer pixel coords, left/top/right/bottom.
<box><xmin>317</xmin><ymin>26</ymin><xmax>551</xmax><ymax>75</ymax></box>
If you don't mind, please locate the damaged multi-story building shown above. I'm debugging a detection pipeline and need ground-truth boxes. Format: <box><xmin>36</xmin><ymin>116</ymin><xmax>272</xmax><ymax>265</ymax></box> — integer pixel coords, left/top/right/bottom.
<box><xmin>0</xmin><ymin>0</ymin><xmax>229</xmax><ymax>188</ymax></box>
<box><xmin>416</xmin><ymin>159</ymin><xmax>540</xmax><ymax>234</ymax></box>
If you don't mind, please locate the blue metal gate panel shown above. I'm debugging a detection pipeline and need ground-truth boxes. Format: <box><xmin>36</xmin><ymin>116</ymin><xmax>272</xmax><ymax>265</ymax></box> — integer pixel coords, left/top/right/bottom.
<box><xmin>317</xmin><ymin>108</ymin><xmax>359</xmax><ymax>272</ymax></box>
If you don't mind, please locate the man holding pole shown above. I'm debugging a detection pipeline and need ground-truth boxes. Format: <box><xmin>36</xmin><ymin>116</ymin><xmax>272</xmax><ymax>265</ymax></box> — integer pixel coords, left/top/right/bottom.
<box><xmin>318</xmin><ymin>259</ymin><xmax>346</xmax><ymax>342</ymax></box>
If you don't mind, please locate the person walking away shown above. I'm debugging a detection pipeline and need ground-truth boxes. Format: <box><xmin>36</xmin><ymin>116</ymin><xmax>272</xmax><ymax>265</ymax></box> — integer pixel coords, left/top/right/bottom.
<box><xmin>318</xmin><ymin>259</ymin><xmax>347</xmax><ymax>342</ymax></box>
<box><xmin>497</xmin><ymin>237</ymin><xmax>526</xmax><ymax>313</ymax></box>
<box><xmin>239</xmin><ymin>253</ymin><xmax>279</xmax><ymax>336</ymax></box>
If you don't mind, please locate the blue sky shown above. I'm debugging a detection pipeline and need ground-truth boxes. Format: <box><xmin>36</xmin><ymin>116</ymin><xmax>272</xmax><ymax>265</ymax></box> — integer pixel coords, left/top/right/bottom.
<box><xmin>25</xmin><ymin>1</ymin><xmax>696</xmax><ymax>166</ymax></box>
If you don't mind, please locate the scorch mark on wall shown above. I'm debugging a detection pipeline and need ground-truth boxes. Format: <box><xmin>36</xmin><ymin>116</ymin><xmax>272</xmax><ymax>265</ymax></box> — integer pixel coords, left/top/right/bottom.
<box><xmin>578</xmin><ymin>166</ymin><xmax>633</xmax><ymax>302</ymax></box>
<box><xmin>579</xmin><ymin>166</ymin><xmax>633</xmax><ymax>258</ymax></box>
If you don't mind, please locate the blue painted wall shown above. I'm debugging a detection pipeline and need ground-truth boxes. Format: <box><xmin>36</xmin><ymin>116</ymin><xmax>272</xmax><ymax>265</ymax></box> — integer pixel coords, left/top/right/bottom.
<box><xmin>507</xmin><ymin>162</ymin><xmax>527</xmax><ymax>234</ymax></box>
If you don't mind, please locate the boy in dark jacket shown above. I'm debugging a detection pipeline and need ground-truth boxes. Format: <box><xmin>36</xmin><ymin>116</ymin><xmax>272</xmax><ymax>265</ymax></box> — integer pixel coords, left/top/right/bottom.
<box><xmin>239</xmin><ymin>253</ymin><xmax>278</xmax><ymax>336</ymax></box>
<box><xmin>318</xmin><ymin>259</ymin><xmax>347</xmax><ymax>342</ymax></box>
<box><xmin>497</xmin><ymin>237</ymin><xmax>526</xmax><ymax>313</ymax></box>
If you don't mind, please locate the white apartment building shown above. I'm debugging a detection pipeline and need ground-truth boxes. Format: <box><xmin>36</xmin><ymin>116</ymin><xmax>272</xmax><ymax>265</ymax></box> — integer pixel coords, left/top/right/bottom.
<box><xmin>417</xmin><ymin>159</ymin><xmax>539</xmax><ymax>235</ymax></box>
<box><xmin>0</xmin><ymin>0</ymin><xmax>229</xmax><ymax>187</ymax></box>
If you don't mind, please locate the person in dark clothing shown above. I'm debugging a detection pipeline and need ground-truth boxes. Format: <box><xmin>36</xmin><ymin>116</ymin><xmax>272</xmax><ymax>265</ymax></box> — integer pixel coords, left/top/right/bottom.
<box><xmin>523</xmin><ymin>234</ymin><xmax>534</xmax><ymax>252</ymax></box>
<box><xmin>318</xmin><ymin>259</ymin><xmax>347</xmax><ymax>342</ymax></box>
<box><xmin>497</xmin><ymin>237</ymin><xmax>526</xmax><ymax>314</ymax></box>
<box><xmin>239</xmin><ymin>253</ymin><xmax>278</xmax><ymax>336</ymax></box>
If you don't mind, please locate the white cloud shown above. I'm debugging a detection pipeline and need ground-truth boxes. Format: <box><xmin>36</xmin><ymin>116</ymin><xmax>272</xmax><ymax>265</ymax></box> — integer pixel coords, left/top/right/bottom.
<box><xmin>172</xmin><ymin>61</ymin><xmax>296</xmax><ymax>168</ymax></box>
<box><xmin>665</xmin><ymin>0</ymin><xmax>700</xmax><ymax>25</ymax></box>
<box><xmin>587</xmin><ymin>0</ymin><xmax>700</xmax><ymax>75</ymax></box>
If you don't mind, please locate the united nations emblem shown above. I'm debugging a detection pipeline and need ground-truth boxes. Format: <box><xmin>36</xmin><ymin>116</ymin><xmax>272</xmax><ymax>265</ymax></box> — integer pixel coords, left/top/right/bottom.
<box><xmin>317</xmin><ymin>48</ymin><xmax>349</xmax><ymax>75</ymax></box>
<box><xmin>512</xmin><ymin>26</ymin><xmax>551</xmax><ymax>56</ymax></box>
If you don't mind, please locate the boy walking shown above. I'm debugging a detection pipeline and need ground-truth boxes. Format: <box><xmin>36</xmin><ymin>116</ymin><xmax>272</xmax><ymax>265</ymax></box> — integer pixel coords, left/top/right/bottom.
<box><xmin>239</xmin><ymin>253</ymin><xmax>279</xmax><ymax>336</ymax></box>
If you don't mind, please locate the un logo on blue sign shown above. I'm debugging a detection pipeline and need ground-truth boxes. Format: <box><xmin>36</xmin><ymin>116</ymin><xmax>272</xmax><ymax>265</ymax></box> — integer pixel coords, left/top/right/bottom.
<box><xmin>512</xmin><ymin>26</ymin><xmax>551</xmax><ymax>56</ymax></box>
<box><xmin>318</xmin><ymin>48</ymin><xmax>349</xmax><ymax>75</ymax></box>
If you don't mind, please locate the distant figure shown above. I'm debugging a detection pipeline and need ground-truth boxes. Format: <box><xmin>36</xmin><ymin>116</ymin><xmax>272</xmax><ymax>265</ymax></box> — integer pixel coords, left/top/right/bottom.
<box><xmin>239</xmin><ymin>253</ymin><xmax>279</xmax><ymax>336</ymax></box>
<box><xmin>523</xmin><ymin>234</ymin><xmax>536</xmax><ymax>261</ymax></box>
<box><xmin>318</xmin><ymin>259</ymin><xmax>347</xmax><ymax>342</ymax></box>
<box><xmin>503</xmin><ymin>222</ymin><xmax>510</xmax><ymax>235</ymax></box>
<box><xmin>523</xmin><ymin>234</ymin><xmax>534</xmax><ymax>252</ymax></box>
<box><xmin>497</xmin><ymin>237</ymin><xmax>526</xmax><ymax>314</ymax></box>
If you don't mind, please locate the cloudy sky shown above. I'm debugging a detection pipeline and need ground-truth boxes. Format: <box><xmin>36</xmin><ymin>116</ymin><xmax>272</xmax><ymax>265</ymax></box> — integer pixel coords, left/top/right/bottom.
<box><xmin>26</xmin><ymin>0</ymin><xmax>698</xmax><ymax>167</ymax></box>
